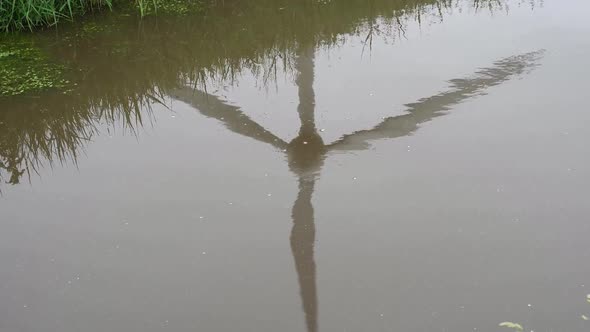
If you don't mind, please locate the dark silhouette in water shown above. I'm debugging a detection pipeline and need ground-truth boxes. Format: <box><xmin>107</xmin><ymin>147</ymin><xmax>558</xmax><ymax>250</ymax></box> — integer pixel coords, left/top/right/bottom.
<box><xmin>172</xmin><ymin>47</ymin><xmax>544</xmax><ymax>332</ymax></box>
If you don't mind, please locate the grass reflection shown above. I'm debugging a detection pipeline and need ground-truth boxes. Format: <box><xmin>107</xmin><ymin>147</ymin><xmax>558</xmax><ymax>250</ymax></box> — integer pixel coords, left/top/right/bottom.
<box><xmin>0</xmin><ymin>0</ymin><xmax>538</xmax><ymax>187</ymax></box>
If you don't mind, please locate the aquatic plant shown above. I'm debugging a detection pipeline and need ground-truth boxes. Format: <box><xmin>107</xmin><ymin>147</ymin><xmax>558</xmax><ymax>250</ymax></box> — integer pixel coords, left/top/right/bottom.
<box><xmin>499</xmin><ymin>294</ymin><xmax>590</xmax><ymax>331</ymax></box>
<box><xmin>0</xmin><ymin>0</ymin><xmax>114</xmax><ymax>32</ymax></box>
<box><xmin>0</xmin><ymin>41</ymin><xmax>70</xmax><ymax>96</ymax></box>
<box><xmin>583</xmin><ymin>294</ymin><xmax>590</xmax><ymax>321</ymax></box>
<box><xmin>0</xmin><ymin>0</ymin><xmax>204</xmax><ymax>31</ymax></box>
<box><xmin>135</xmin><ymin>0</ymin><xmax>204</xmax><ymax>16</ymax></box>
<box><xmin>499</xmin><ymin>322</ymin><xmax>524</xmax><ymax>332</ymax></box>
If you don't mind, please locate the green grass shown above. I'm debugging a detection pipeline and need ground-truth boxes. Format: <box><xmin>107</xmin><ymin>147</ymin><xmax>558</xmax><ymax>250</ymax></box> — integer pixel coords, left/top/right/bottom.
<box><xmin>0</xmin><ymin>0</ymin><xmax>115</xmax><ymax>32</ymax></box>
<box><xmin>0</xmin><ymin>0</ymin><xmax>197</xmax><ymax>32</ymax></box>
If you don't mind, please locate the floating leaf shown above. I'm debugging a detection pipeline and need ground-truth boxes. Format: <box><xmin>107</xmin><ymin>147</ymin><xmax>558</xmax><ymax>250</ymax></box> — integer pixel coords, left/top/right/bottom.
<box><xmin>582</xmin><ymin>315</ymin><xmax>589</xmax><ymax>321</ymax></box>
<box><xmin>499</xmin><ymin>322</ymin><xmax>524</xmax><ymax>332</ymax></box>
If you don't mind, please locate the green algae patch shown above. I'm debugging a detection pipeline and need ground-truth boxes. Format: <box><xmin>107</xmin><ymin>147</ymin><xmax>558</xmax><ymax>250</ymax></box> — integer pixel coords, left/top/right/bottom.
<box><xmin>0</xmin><ymin>43</ymin><xmax>70</xmax><ymax>97</ymax></box>
<box><xmin>136</xmin><ymin>0</ymin><xmax>205</xmax><ymax>16</ymax></box>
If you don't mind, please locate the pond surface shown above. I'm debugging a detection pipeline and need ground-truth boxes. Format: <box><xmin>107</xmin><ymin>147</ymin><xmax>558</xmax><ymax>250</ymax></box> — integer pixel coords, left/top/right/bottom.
<box><xmin>1</xmin><ymin>0</ymin><xmax>590</xmax><ymax>331</ymax></box>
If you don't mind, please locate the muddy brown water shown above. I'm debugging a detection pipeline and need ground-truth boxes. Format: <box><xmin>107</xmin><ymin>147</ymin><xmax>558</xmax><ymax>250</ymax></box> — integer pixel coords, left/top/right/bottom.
<box><xmin>1</xmin><ymin>0</ymin><xmax>590</xmax><ymax>331</ymax></box>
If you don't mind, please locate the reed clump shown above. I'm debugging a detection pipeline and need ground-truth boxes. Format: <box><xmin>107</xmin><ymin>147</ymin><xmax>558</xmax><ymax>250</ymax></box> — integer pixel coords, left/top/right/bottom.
<box><xmin>0</xmin><ymin>0</ymin><xmax>191</xmax><ymax>32</ymax></box>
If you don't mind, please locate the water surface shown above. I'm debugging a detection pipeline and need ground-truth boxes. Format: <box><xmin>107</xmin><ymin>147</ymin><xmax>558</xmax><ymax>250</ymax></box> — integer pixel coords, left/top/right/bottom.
<box><xmin>1</xmin><ymin>1</ymin><xmax>590</xmax><ymax>331</ymax></box>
